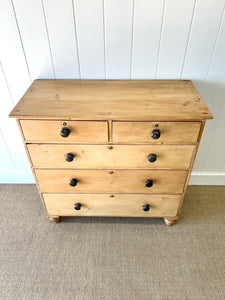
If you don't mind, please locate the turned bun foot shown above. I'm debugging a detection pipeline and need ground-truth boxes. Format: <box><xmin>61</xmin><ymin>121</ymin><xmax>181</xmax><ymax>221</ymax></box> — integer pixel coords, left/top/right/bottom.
<box><xmin>164</xmin><ymin>218</ymin><xmax>176</xmax><ymax>226</ymax></box>
<box><xmin>49</xmin><ymin>216</ymin><xmax>61</xmax><ymax>223</ymax></box>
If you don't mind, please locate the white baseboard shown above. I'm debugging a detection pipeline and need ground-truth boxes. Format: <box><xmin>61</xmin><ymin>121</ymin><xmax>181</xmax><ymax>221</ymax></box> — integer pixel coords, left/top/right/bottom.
<box><xmin>189</xmin><ymin>172</ymin><xmax>225</xmax><ymax>185</ymax></box>
<box><xmin>0</xmin><ymin>172</ymin><xmax>225</xmax><ymax>185</ymax></box>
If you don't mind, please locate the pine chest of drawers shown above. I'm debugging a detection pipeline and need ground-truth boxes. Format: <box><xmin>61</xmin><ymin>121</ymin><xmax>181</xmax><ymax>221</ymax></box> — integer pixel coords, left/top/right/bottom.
<box><xmin>9</xmin><ymin>80</ymin><xmax>213</xmax><ymax>225</ymax></box>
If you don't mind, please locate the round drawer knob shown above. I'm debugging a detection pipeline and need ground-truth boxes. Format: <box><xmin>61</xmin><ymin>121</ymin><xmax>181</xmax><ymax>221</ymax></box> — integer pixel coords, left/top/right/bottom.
<box><xmin>148</xmin><ymin>153</ymin><xmax>157</xmax><ymax>163</ymax></box>
<box><xmin>142</xmin><ymin>204</ymin><xmax>150</xmax><ymax>211</ymax></box>
<box><xmin>60</xmin><ymin>127</ymin><xmax>70</xmax><ymax>138</ymax></box>
<box><xmin>69</xmin><ymin>178</ymin><xmax>77</xmax><ymax>187</ymax></box>
<box><xmin>65</xmin><ymin>153</ymin><xmax>74</xmax><ymax>162</ymax></box>
<box><xmin>145</xmin><ymin>179</ymin><xmax>153</xmax><ymax>188</ymax></box>
<box><xmin>74</xmin><ymin>202</ymin><xmax>81</xmax><ymax>210</ymax></box>
<box><xmin>151</xmin><ymin>129</ymin><xmax>160</xmax><ymax>139</ymax></box>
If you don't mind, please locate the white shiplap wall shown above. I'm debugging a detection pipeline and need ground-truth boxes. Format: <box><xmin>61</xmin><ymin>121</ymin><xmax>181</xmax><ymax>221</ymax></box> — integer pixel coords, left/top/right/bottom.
<box><xmin>0</xmin><ymin>0</ymin><xmax>225</xmax><ymax>184</ymax></box>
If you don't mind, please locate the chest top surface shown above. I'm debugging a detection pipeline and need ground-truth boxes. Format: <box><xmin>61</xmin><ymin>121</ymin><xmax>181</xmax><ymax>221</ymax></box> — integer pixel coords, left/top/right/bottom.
<box><xmin>9</xmin><ymin>80</ymin><xmax>213</xmax><ymax>121</ymax></box>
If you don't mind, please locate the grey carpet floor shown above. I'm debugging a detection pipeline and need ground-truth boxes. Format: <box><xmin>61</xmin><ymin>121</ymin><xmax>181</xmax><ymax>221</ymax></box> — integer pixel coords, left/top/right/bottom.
<box><xmin>0</xmin><ymin>185</ymin><xmax>224</xmax><ymax>300</ymax></box>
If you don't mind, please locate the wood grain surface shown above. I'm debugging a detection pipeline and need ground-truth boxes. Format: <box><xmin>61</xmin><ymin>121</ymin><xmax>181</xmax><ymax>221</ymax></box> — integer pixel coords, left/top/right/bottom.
<box><xmin>35</xmin><ymin>169</ymin><xmax>188</xmax><ymax>194</ymax></box>
<box><xmin>20</xmin><ymin>120</ymin><xmax>108</xmax><ymax>143</ymax></box>
<box><xmin>113</xmin><ymin>121</ymin><xmax>201</xmax><ymax>144</ymax></box>
<box><xmin>43</xmin><ymin>193</ymin><xmax>181</xmax><ymax>218</ymax></box>
<box><xmin>28</xmin><ymin>144</ymin><xmax>194</xmax><ymax>170</ymax></box>
<box><xmin>9</xmin><ymin>80</ymin><xmax>213</xmax><ymax>120</ymax></box>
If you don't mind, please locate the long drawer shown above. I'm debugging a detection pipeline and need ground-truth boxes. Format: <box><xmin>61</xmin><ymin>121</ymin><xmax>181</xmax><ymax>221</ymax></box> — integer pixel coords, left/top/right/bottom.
<box><xmin>20</xmin><ymin>120</ymin><xmax>108</xmax><ymax>143</ymax></box>
<box><xmin>43</xmin><ymin>193</ymin><xmax>181</xmax><ymax>218</ymax></box>
<box><xmin>113</xmin><ymin>121</ymin><xmax>201</xmax><ymax>144</ymax></box>
<box><xmin>35</xmin><ymin>169</ymin><xmax>188</xmax><ymax>194</ymax></box>
<box><xmin>28</xmin><ymin>144</ymin><xmax>194</xmax><ymax>169</ymax></box>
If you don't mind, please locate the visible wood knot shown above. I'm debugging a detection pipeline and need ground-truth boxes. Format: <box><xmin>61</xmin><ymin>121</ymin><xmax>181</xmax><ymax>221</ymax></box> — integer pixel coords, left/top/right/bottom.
<box><xmin>183</xmin><ymin>100</ymin><xmax>190</xmax><ymax>106</ymax></box>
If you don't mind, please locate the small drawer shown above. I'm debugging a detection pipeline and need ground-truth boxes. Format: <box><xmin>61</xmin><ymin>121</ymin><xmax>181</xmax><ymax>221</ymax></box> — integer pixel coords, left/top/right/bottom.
<box><xmin>43</xmin><ymin>193</ymin><xmax>181</xmax><ymax>218</ymax></box>
<box><xmin>35</xmin><ymin>169</ymin><xmax>188</xmax><ymax>194</ymax></box>
<box><xmin>28</xmin><ymin>144</ymin><xmax>194</xmax><ymax>170</ymax></box>
<box><xmin>113</xmin><ymin>121</ymin><xmax>201</xmax><ymax>144</ymax></box>
<box><xmin>20</xmin><ymin>120</ymin><xmax>108</xmax><ymax>143</ymax></box>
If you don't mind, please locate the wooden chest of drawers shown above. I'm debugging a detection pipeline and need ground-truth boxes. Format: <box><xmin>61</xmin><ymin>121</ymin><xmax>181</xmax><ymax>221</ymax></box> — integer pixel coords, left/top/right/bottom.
<box><xmin>9</xmin><ymin>80</ymin><xmax>213</xmax><ymax>225</ymax></box>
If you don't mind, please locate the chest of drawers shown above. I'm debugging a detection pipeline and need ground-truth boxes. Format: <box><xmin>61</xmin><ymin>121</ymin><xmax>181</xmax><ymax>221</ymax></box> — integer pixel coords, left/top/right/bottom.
<box><xmin>9</xmin><ymin>80</ymin><xmax>213</xmax><ymax>225</ymax></box>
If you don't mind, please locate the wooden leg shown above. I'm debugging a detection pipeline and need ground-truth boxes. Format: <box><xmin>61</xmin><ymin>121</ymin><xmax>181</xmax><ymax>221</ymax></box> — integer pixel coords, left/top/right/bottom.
<box><xmin>164</xmin><ymin>218</ymin><xmax>176</xmax><ymax>226</ymax></box>
<box><xmin>49</xmin><ymin>216</ymin><xmax>61</xmax><ymax>223</ymax></box>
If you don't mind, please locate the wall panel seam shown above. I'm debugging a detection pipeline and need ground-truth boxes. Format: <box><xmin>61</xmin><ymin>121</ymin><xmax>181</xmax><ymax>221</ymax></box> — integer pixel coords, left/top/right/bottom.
<box><xmin>180</xmin><ymin>0</ymin><xmax>197</xmax><ymax>79</ymax></box>
<box><xmin>205</xmin><ymin>3</ymin><xmax>225</xmax><ymax>80</ymax></box>
<box><xmin>130</xmin><ymin>0</ymin><xmax>135</xmax><ymax>79</ymax></box>
<box><xmin>0</xmin><ymin>60</ymin><xmax>14</xmax><ymax>106</ymax></box>
<box><xmin>102</xmin><ymin>0</ymin><xmax>106</xmax><ymax>79</ymax></box>
<box><xmin>200</xmin><ymin>4</ymin><xmax>225</xmax><ymax>172</ymax></box>
<box><xmin>155</xmin><ymin>0</ymin><xmax>166</xmax><ymax>79</ymax></box>
<box><xmin>0</xmin><ymin>128</ymin><xmax>17</xmax><ymax>171</ymax></box>
<box><xmin>221</xmin><ymin>144</ymin><xmax>225</xmax><ymax>171</ymax></box>
<box><xmin>72</xmin><ymin>0</ymin><xmax>81</xmax><ymax>79</ymax></box>
<box><xmin>205</xmin><ymin>99</ymin><xmax>225</xmax><ymax>173</ymax></box>
<box><xmin>41</xmin><ymin>0</ymin><xmax>56</xmax><ymax>79</ymax></box>
<box><xmin>11</xmin><ymin>0</ymin><xmax>32</xmax><ymax>82</ymax></box>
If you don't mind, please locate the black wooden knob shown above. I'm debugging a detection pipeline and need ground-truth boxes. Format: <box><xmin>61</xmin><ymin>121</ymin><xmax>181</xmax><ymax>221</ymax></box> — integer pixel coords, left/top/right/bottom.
<box><xmin>151</xmin><ymin>129</ymin><xmax>160</xmax><ymax>139</ymax></box>
<box><xmin>60</xmin><ymin>127</ymin><xmax>70</xmax><ymax>138</ymax></box>
<box><xmin>69</xmin><ymin>178</ymin><xmax>77</xmax><ymax>187</ymax></box>
<box><xmin>65</xmin><ymin>153</ymin><xmax>74</xmax><ymax>162</ymax></box>
<box><xmin>74</xmin><ymin>203</ymin><xmax>81</xmax><ymax>210</ymax></box>
<box><xmin>142</xmin><ymin>204</ymin><xmax>150</xmax><ymax>211</ymax></box>
<box><xmin>148</xmin><ymin>153</ymin><xmax>157</xmax><ymax>163</ymax></box>
<box><xmin>145</xmin><ymin>179</ymin><xmax>153</xmax><ymax>187</ymax></box>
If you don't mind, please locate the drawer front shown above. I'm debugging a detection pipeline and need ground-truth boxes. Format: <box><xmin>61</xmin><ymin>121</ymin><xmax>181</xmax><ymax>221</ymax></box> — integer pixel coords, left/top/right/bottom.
<box><xmin>43</xmin><ymin>193</ymin><xmax>181</xmax><ymax>218</ymax></box>
<box><xmin>35</xmin><ymin>169</ymin><xmax>188</xmax><ymax>194</ymax></box>
<box><xmin>20</xmin><ymin>120</ymin><xmax>108</xmax><ymax>143</ymax></box>
<box><xmin>113</xmin><ymin>121</ymin><xmax>201</xmax><ymax>144</ymax></box>
<box><xmin>28</xmin><ymin>144</ymin><xmax>194</xmax><ymax>169</ymax></box>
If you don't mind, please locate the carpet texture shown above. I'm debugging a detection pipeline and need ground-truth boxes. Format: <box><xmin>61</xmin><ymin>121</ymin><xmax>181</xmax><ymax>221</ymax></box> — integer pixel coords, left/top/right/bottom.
<box><xmin>0</xmin><ymin>184</ymin><xmax>224</xmax><ymax>300</ymax></box>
